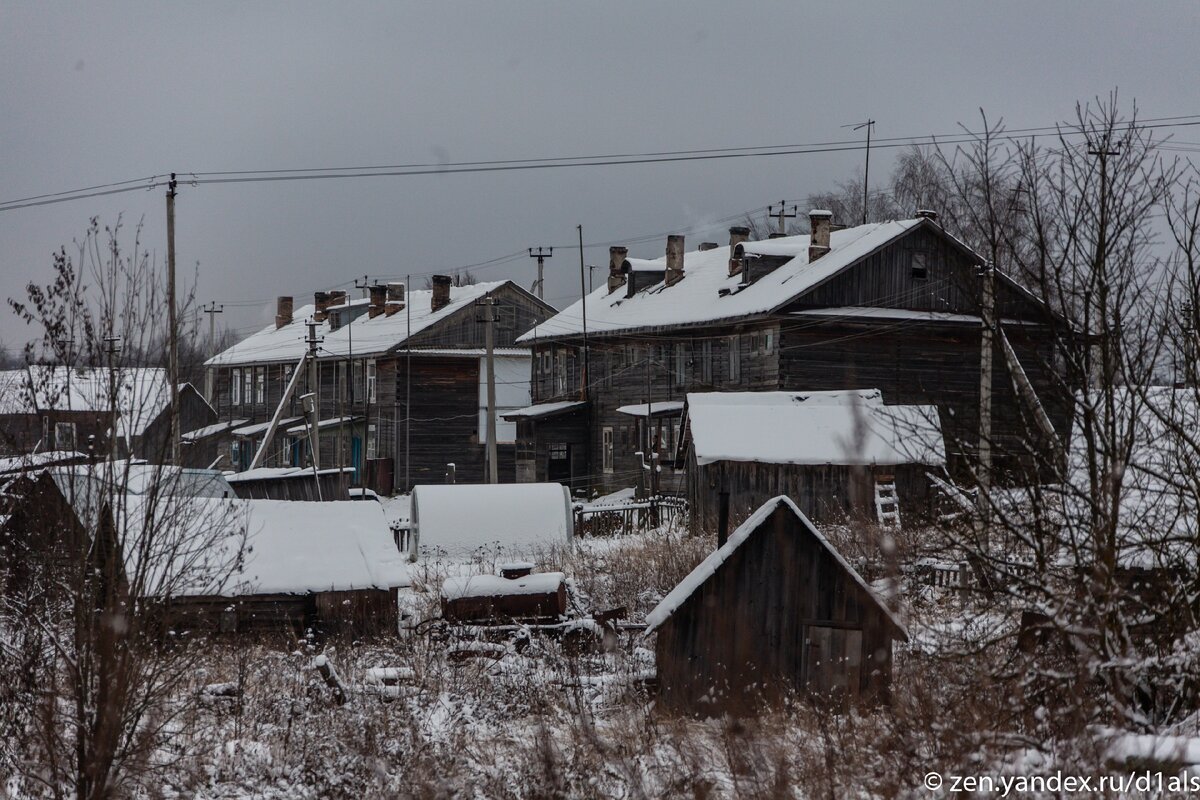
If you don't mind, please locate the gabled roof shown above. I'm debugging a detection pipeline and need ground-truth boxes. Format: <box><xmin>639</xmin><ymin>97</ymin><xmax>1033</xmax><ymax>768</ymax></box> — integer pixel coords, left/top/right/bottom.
<box><xmin>684</xmin><ymin>389</ymin><xmax>945</xmax><ymax>467</ymax></box>
<box><xmin>0</xmin><ymin>367</ymin><xmax>205</xmax><ymax>440</ymax></box>
<box><xmin>205</xmin><ymin>280</ymin><xmax>532</xmax><ymax>367</ymax></box>
<box><xmin>518</xmin><ymin>218</ymin><xmax>940</xmax><ymax>342</ymax></box>
<box><xmin>644</xmin><ymin>495</ymin><xmax>907</xmax><ymax>639</ymax></box>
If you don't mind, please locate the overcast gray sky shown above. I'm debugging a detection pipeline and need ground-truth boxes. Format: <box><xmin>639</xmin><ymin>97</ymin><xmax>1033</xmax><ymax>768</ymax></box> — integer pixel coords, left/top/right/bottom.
<box><xmin>3</xmin><ymin>1</ymin><xmax>1198</xmax><ymax>352</ymax></box>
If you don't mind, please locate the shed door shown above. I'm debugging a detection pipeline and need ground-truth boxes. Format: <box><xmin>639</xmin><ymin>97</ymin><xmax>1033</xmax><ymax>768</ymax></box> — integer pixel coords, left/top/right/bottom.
<box><xmin>803</xmin><ymin>625</ymin><xmax>863</xmax><ymax>699</ymax></box>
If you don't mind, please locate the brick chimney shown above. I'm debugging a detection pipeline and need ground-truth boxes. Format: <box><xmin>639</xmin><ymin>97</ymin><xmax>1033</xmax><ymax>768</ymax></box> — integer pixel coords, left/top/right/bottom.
<box><xmin>367</xmin><ymin>284</ymin><xmax>388</xmax><ymax>319</ymax></box>
<box><xmin>275</xmin><ymin>296</ymin><xmax>293</xmax><ymax>329</ymax></box>
<box><xmin>431</xmin><ymin>275</ymin><xmax>452</xmax><ymax>312</ymax></box>
<box><xmin>665</xmin><ymin>234</ymin><xmax>685</xmax><ymax>286</ymax></box>
<box><xmin>808</xmin><ymin>210</ymin><xmax>833</xmax><ymax>262</ymax></box>
<box><xmin>313</xmin><ymin>291</ymin><xmax>331</xmax><ymax>323</ymax></box>
<box><xmin>384</xmin><ymin>282</ymin><xmax>405</xmax><ymax>316</ymax></box>
<box><xmin>608</xmin><ymin>246</ymin><xmax>629</xmax><ymax>293</ymax></box>
<box><xmin>728</xmin><ymin>226</ymin><xmax>750</xmax><ymax>277</ymax></box>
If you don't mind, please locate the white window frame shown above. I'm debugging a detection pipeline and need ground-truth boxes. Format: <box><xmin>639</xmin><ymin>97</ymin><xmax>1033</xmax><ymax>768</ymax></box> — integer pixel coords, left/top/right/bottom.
<box><xmin>366</xmin><ymin>359</ymin><xmax>377</xmax><ymax>404</ymax></box>
<box><xmin>701</xmin><ymin>340</ymin><xmax>713</xmax><ymax>383</ymax></box>
<box><xmin>728</xmin><ymin>335</ymin><xmax>741</xmax><ymax>383</ymax></box>
<box><xmin>367</xmin><ymin>423</ymin><xmax>378</xmax><ymax>459</ymax></box>
<box><xmin>602</xmin><ymin>426</ymin><xmax>614</xmax><ymax>473</ymax></box>
<box><xmin>231</xmin><ymin>369</ymin><xmax>241</xmax><ymax>406</ymax></box>
<box><xmin>674</xmin><ymin>343</ymin><xmax>687</xmax><ymax>385</ymax></box>
<box><xmin>243</xmin><ymin>369</ymin><xmax>252</xmax><ymax>406</ymax></box>
<box><xmin>255</xmin><ymin>368</ymin><xmax>265</xmax><ymax>404</ymax></box>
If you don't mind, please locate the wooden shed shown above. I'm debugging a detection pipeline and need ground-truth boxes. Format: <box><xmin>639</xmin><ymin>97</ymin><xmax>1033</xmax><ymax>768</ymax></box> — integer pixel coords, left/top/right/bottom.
<box><xmin>646</xmin><ymin>496</ymin><xmax>907</xmax><ymax>714</ymax></box>
<box><xmin>681</xmin><ymin>389</ymin><xmax>945</xmax><ymax>530</ymax></box>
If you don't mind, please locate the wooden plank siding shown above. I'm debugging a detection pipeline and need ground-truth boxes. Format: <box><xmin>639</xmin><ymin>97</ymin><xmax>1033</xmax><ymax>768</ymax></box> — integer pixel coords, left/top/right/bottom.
<box><xmin>654</xmin><ymin>502</ymin><xmax>899</xmax><ymax>714</ymax></box>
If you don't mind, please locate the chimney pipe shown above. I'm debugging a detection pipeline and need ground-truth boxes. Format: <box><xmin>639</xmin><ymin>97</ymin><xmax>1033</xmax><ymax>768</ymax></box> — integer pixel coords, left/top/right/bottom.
<box><xmin>313</xmin><ymin>291</ymin><xmax>331</xmax><ymax>323</ymax></box>
<box><xmin>431</xmin><ymin>275</ymin><xmax>452</xmax><ymax>312</ymax></box>
<box><xmin>368</xmin><ymin>284</ymin><xmax>388</xmax><ymax>319</ymax></box>
<box><xmin>275</xmin><ymin>296</ymin><xmax>293</xmax><ymax>329</ymax></box>
<box><xmin>665</xmin><ymin>234</ymin><xmax>685</xmax><ymax>286</ymax></box>
<box><xmin>915</xmin><ymin>208</ymin><xmax>939</xmax><ymax>221</ymax></box>
<box><xmin>808</xmin><ymin>209</ymin><xmax>833</xmax><ymax>262</ymax></box>
<box><xmin>728</xmin><ymin>226</ymin><xmax>750</xmax><ymax>277</ymax></box>
<box><xmin>608</xmin><ymin>246</ymin><xmax>629</xmax><ymax>293</ymax></box>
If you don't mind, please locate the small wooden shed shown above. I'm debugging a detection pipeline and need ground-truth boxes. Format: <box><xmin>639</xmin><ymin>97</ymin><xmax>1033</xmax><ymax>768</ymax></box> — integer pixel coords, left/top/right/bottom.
<box><xmin>681</xmin><ymin>389</ymin><xmax>946</xmax><ymax>529</ymax></box>
<box><xmin>646</xmin><ymin>496</ymin><xmax>906</xmax><ymax>714</ymax></box>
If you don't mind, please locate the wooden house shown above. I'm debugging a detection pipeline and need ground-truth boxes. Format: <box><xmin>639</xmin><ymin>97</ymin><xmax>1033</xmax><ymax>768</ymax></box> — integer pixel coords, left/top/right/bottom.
<box><xmin>0</xmin><ymin>367</ymin><xmax>217</xmax><ymax>466</ymax></box>
<box><xmin>645</xmin><ymin>496</ymin><xmax>907</xmax><ymax>714</ymax></box>
<box><xmin>680</xmin><ymin>389</ymin><xmax>946</xmax><ymax>529</ymax></box>
<box><xmin>512</xmin><ymin>211</ymin><xmax>1068</xmax><ymax>500</ymax></box>
<box><xmin>204</xmin><ymin>278</ymin><xmax>555</xmax><ymax>493</ymax></box>
<box><xmin>0</xmin><ymin>472</ymin><xmax>408</xmax><ymax>637</ymax></box>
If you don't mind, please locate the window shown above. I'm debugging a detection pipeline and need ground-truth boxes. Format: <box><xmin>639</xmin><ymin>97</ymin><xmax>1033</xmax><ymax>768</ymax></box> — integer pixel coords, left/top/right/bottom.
<box><xmin>911</xmin><ymin>251</ymin><xmax>929</xmax><ymax>280</ymax></box>
<box><xmin>367</xmin><ymin>423</ymin><xmax>377</xmax><ymax>459</ymax></box>
<box><xmin>701</xmin><ymin>341</ymin><xmax>713</xmax><ymax>383</ymax></box>
<box><xmin>554</xmin><ymin>350</ymin><xmax>567</xmax><ymax>394</ymax></box>
<box><xmin>231</xmin><ymin>369</ymin><xmax>241</xmax><ymax>406</ymax></box>
<box><xmin>255</xmin><ymin>368</ymin><xmax>265</xmax><ymax>404</ymax></box>
<box><xmin>727</xmin><ymin>335</ymin><xmax>741</xmax><ymax>383</ymax></box>
<box><xmin>674</xmin><ymin>343</ymin><xmax>687</xmax><ymax>386</ymax></box>
<box><xmin>243</xmin><ymin>369</ymin><xmax>252</xmax><ymax>406</ymax></box>
<box><xmin>602</xmin><ymin>427</ymin><xmax>614</xmax><ymax>473</ymax></box>
<box><xmin>338</xmin><ymin>362</ymin><xmax>348</xmax><ymax>403</ymax></box>
<box><xmin>764</xmin><ymin>331</ymin><xmax>774</xmax><ymax>354</ymax></box>
<box><xmin>42</xmin><ymin>416</ymin><xmax>50</xmax><ymax>448</ymax></box>
<box><xmin>54</xmin><ymin>421</ymin><xmax>76</xmax><ymax>450</ymax></box>
<box><xmin>366</xmin><ymin>359</ymin><xmax>377</xmax><ymax>403</ymax></box>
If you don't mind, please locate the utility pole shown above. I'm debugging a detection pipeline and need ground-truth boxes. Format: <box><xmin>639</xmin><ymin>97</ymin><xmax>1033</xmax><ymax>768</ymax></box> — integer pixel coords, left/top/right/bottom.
<box><xmin>976</xmin><ymin>261</ymin><xmax>995</xmax><ymax>546</ymax></box>
<box><xmin>405</xmin><ymin>274</ymin><xmax>412</xmax><ymax>493</ymax></box>
<box><xmin>105</xmin><ymin>335</ymin><xmax>121</xmax><ymax>462</ymax></box>
<box><xmin>579</xmin><ymin>225</ymin><xmax>591</xmax><ymax>497</ymax></box>
<box><xmin>305</xmin><ymin>320</ymin><xmax>323</xmax><ymax>468</ymax></box>
<box><xmin>843</xmin><ymin>120</ymin><xmax>875</xmax><ymax>224</ymax></box>
<box><xmin>528</xmin><ymin>247</ymin><xmax>553</xmax><ymax>300</ymax></box>
<box><xmin>476</xmin><ymin>294</ymin><xmax>500</xmax><ymax>483</ymax></box>
<box><xmin>767</xmin><ymin>201</ymin><xmax>797</xmax><ymax>236</ymax></box>
<box><xmin>166</xmin><ymin>173</ymin><xmax>180</xmax><ymax>465</ymax></box>
<box><xmin>202</xmin><ymin>302</ymin><xmax>224</xmax><ymax>352</ymax></box>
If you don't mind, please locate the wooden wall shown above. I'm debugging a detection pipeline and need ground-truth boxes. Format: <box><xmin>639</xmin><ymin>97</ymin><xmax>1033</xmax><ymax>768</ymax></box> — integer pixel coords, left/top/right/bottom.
<box><xmin>654</xmin><ymin>503</ymin><xmax>898</xmax><ymax>714</ymax></box>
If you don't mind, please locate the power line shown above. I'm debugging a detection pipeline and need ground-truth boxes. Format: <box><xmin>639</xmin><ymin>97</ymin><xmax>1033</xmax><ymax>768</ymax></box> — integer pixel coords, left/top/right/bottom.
<box><xmin>5</xmin><ymin>114</ymin><xmax>1199</xmax><ymax>213</ymax></box>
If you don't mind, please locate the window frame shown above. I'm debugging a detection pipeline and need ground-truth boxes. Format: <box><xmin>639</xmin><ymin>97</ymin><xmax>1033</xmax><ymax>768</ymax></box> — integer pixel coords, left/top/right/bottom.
<box><xmin>602</xmin><ymin>426</ymin><xmax>614</xmax><ymax>473</ymax></box>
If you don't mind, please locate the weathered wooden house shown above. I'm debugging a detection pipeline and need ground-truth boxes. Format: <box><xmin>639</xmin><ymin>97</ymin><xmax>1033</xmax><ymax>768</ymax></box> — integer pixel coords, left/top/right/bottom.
<box><xmin>681</xmin><ymin>389</ymin><xmax>946</xmax><ymax>529</ymax></box>
<box><xmin>204</xmin><ymin>277</ymin><xmax>555</xmax><ymax>492</ymax></box>
<box><xmin>512</xmin><ymin>211</ymin><xmax>1068</xmax><ymax>500</ymax></box>
<box><xmin>0</xmin><ymin>367</ymin><xmax>217</xmax><ymax>466</ymax></box>
<box><xmin>0</xmin><ymin>472</ymin><xmax>408</xmax><ymax>637</ymax></box>
<box><xmin>645</xmin><ymin>496</ymin><xmax>907</xmax><ymax>714</ymax></box>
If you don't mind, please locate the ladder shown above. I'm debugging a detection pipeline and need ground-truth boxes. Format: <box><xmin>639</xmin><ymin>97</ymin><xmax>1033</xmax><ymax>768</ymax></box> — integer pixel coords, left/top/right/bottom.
<box><xmin>874</xmin><ymin>474</ymin><xmax>901</xmax><ymax>528</ymax></box>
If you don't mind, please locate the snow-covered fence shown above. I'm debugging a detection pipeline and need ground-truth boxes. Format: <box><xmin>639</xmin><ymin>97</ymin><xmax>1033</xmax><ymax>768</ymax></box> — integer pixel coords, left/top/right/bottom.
<box><xmin>573</xmin><ymin>494</ymin><xmax>687</xmax><ymax>537</ymax></box>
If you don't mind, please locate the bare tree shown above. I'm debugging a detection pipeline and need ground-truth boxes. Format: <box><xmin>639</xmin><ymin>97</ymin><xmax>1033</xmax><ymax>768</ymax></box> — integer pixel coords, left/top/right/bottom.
<box><xmin>1</xmin><ymin>218</ymin><xmax>247</xmax><ymax>799</ymax></box>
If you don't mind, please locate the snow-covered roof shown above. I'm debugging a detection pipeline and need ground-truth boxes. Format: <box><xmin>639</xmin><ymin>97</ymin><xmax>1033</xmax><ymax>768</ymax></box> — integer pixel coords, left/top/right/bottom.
<box><xmin>101</xmin><ymin>496</ymin><xmax>409</xmax><ymax>597</ymax></box>
<box><xmin>410</xmin><ymin>482</ymin><xmax>574</xmax><ymax>558</ymax></box>
<box><xmin>285</xmin><ymin>415</ymin><xmax>359</xmax><ymax>435</ymax></box>
<box><xmin>232</xmin><ymin>417</ymin><xmax>301</xmax><ymax>437</ymax></box>
<box><xmin>518</xmin><ymin>219</ymin><xmax>929</xmax><ymax>342</ymax></box>
<box><xmin>441</xmin><ymin>571</ymin><xmax>565</xmax><ymax>601</ymax></box>
<box><xmin>501</xmin><ymin>400</ymin><xmax>587</xmax><ymax>420</ymax></box>
<box><xmin>224</xmin><ymin>466</ymin><xmax>352</xmax><ymax>482</ymax></box>
<box><xmin>183</xmin><ymin>419</ymin><xmax>247</xmax><ymax>442</ymax></box>
<box><xmin>205</xmin><ymin>281</ymin><xmax>518</xmax><ymax>367</ymax></box>
<box><xmin>685</xmin><ymin>389</ymin><xmax>945</xmax><ymax>467</ymax></box>
<box><xmin>615</xmin><ymin>400</ymin><xmax>685</xmax><ymax>418</ymax></box>
<box><xmin>644</xmin><ymin>495</ymin><xmax>906</xmax><ymax>638</ymax></box>
<box><xmin>0</xmin><ymin>367</ymin><xmax>191</xmax><ymax>440</ymax></box>
<box><xmin>0</xmin><ymin>450</ymin><xmax>87</xmax><ymax>474</ymax></box>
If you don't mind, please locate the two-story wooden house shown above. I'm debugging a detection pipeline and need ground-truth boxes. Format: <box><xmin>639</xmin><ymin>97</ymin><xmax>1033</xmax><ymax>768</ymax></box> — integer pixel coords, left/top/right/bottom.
<box><xmin>510</xmin><ymin>210</ymin><xmax>1069</xmax><ymax>500</ymax></box>
<box><xmin>204</xmin><ymin>277</ymin><xmax>555</xmax><ymax>492</ymax></box>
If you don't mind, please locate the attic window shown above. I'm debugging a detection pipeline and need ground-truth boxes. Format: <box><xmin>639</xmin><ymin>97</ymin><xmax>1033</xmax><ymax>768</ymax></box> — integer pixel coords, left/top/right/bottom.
<box><xmin>911</xmin><ymin>251</ymin><xmax>929</xmax><ymax>280</ymax></box>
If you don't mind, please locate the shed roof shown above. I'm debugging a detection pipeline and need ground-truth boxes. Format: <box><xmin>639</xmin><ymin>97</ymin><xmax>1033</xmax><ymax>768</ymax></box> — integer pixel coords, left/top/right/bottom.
<box><xmin>644</xmin><ymin>495</ymin><xmax>907</xmax><ymax>639</ymax></box>
<box><xmin>501</xmin><ymin>400</ymin><xmax>588</xmax><ymax>420</ymax></box>
<box><xmin>684</xmin><ymin>389</ymin><xmax>945</xmax><ymax>466</ymax></box>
